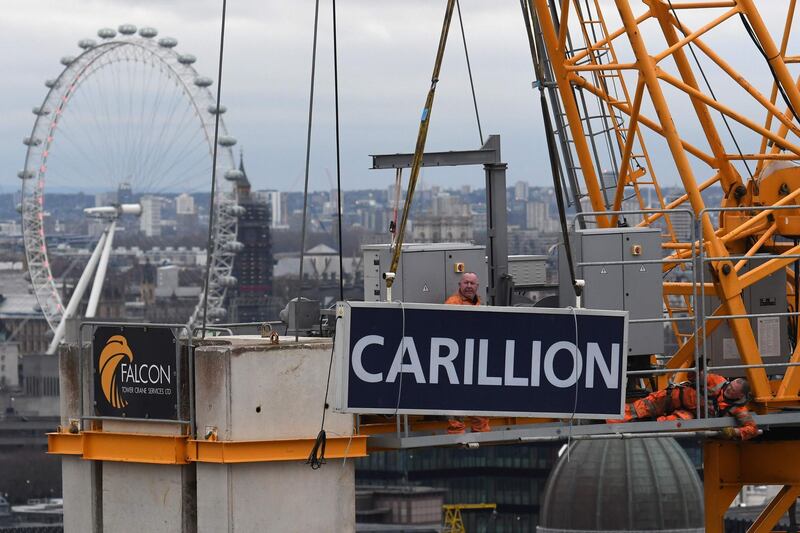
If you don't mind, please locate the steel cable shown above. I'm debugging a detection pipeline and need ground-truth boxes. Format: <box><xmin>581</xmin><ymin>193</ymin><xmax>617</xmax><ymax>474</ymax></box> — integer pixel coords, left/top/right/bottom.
<box><xmin>200</xmin><ymin>0</ymin><xmax>228</xmax><ymax>338</ymax></box>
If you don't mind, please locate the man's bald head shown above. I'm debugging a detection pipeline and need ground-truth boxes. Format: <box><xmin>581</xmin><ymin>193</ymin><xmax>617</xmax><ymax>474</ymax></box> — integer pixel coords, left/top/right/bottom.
<box><xmin>458</xmin><ymin>272</ymin><xmax>479</xmax><ymax>300</ymax></box>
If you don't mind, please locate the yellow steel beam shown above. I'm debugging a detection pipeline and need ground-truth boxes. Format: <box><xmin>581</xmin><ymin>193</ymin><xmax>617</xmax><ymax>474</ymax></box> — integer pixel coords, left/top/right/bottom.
<box><xmin>668</xmin><ymin>17</ymin><xmax>800</xmax><ymax>145</ymax></box>
<box><xmin>704</xmin><ymin>441</ymin><xmax>742</xmax><ymax>533</ymax></box>
<box><xmin>442</xmin><ymin>504</ymin><xmax>497</xmax><ymax>511</ymax></box>
<box><xmin>571</xmin><ymin>71</ymin><xmax>717</xmax><ymax>167</ymax></box>
<box><xmin>657</xmin><ymin>70</ymin><xmax>800</xmax><ymax>156</ymax></box>
<box><xmin>733</xmin><ymin>224</ymin><xmax>777</xmax><ymax>273</ymax></box>
<box><xmin>748</xmin><ymin>485</ymin><xmax>800</xmax><ymax>533</ymax></box>
<box><xmin>48</xmin><ymin>431</ymin><xmax>367</xmax><ymax>465</ymax></box>
<box><xmin>652</xmin><ymin>6</ymin><xmax>738</xmax><ymax>64</ymax></box>
<box><xmin>650</xmin><ymin>1</ymin><xmax>742</xmax><ymax>193</ymax></box>
<box><xmin>737</xmin><ymin>0</ymin><xmax>800</xmax><ymax>119</ymax></box>
<box><xmin>610</xmin><ymin>77</ymin><xmax>646</xmax><ymax>221</ymax></box>
<box><xmin>757</xmin><ymin>0</ymin><xmax>796</xmax><ymax>171</ymax></box>
<box><xmin>49</xmin><ymin>431</ymin><xmax>188</xmax><ymax>464</ymax></box>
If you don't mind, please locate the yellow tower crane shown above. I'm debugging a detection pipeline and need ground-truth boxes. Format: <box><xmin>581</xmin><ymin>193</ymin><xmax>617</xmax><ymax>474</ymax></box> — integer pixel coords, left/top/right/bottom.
<box><xmin>442</xmin><ymin>503</ymin><xmax>497</xmax><ymax>533</ymax></box>
<box><xmin>520</xmin><ymin>1</ymin><xmax>800</xmax><ymax>531</ymax></box>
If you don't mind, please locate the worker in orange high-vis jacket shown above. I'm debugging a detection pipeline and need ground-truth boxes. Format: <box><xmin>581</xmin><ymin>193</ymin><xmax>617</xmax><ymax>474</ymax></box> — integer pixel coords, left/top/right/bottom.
<box><xmin>610</xmin><ymin>373</ymin><xmax>758</xmax><ymax>440</ymax></box>
<box><xmin>444</xmin><ymin>272</ymin><xmax>491</xmax><ymax>434</ymax></box>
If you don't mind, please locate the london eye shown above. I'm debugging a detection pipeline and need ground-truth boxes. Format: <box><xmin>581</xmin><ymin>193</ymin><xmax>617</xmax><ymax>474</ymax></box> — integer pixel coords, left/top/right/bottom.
<box><xmin>19</xmin><ymin>24</ymin><xmax>243</xmax><ymax>340</ymax></box>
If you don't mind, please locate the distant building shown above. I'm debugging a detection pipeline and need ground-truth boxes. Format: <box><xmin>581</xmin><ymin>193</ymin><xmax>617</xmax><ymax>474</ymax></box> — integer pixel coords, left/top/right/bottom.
<box><xmin>17</xmin><ymin>353</ymin><xmax>59</xmax><ymax>417</ymax></box>
<box><xmin>156</xmin><ymin>265</ymin><xmax>180</xmax><ymax>293</ymax></box>
<box><xmin>227</xmin><ymin>155</ymin><xmax>275</xmax><ymax>322</ymax></box>
<box><xmin>140</xmin><ymin>195</ymin><xmax>163</xmax><ymax>237</ymax></box>
<box><xmin>175</xmin><ymin>193</ymin><xmax>198</xmax><ymax>234</ymax></box>
<box><xmin>176</xmin><ymin>193</ymin><xmax>195</xmax><ymax>215</ymax></box>
<box><xmin>515</xmin><ymin>180</ymin><xmax>530</xmax><ymax>201</ymax></box>
<box><xmin>526</xmin><ymin>201</ymin><xmax>557</xmax><ymax>232</ymax></box>
<box><xmin>356</xmin><ymin>486</ymin><xmax>445</xmax><ymax>530</ymax></box>
<box><xmin>261</xmin><ymin>190</ymin><xmax>288</xmax><ymax>229</ymax></box>
<box><xmin>95</xmin><ymin>190</ymin><xmax>116</xmax><ymax>208</ymax></box>
<box><xmin>0</xmin><ymin>343</ymin><xmax>20</xmax><ymax>390</ymax></box>
<box><xmin>0</xmin><ymin>269</ymin><xmax>50</xmax><ymax>355</ymax></box>
<box><xmin>118</xmin><ymin>182</ymin><xmax>133</xmax><ymax>204</ymax></box>
<box><xmin>0</xmin><ymin>221</ymin><xmax>21</xmax><ymax>237</ymax></box>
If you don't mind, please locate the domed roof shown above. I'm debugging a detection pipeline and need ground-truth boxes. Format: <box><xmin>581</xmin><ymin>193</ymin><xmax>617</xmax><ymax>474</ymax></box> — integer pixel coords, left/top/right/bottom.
<box><xmin>538</xmin><ymin>438</ymin><xmax>703</xmax><ymax>532</ymax></box>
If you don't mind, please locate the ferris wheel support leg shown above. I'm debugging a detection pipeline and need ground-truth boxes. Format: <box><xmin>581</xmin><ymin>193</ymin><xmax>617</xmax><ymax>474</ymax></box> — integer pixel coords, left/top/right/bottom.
<box><xmin>85</xmin><ymin>220</ymin><xmax>117</xmax><ymax>319</ymax></box>
<box><xmin>46</xmin><ymin>230</ymin><xmax>108</xmax><ymax>354</ymax></box>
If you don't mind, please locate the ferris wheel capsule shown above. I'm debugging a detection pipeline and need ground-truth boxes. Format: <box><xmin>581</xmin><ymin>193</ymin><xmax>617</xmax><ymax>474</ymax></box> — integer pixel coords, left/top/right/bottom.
<box><xmin>17</xmin><ymin>170</ymin><xmax>34</xmax><ymax>179</ymax></box>
<box><xmin>194</xmin><ymin>77</ymin><xmax>213</xmax><ymax>88</ymax></box>
<box><xmin>60</xmin><ymin>56</ymin><xmax>76</xmax><ymax>66</ymax></box>
<box><xmin>178</xmin><ymin>54</ymin><xmax>196</xmax><ymax>65</ymax></box>
<box><xmin>139</xmin><ymin>27</ymin><xmax>158</xmax><ymax>38</ymax></box>
<box><xmin>224</xmin><ymin>169</ymin><xmax>244</xmax><ymax>181</ymax></box>
<box><xmin>97</xmin><ymin>28</ymin><xmax>117</xmax><ymax>39</ymax></box>
<box><xmin>15</xmin><ymin>203</ymin><xmax>23</xmax><ymax>213</ymax></box>
<box><xmin>206</xmin><ymin>307</ymin><xmax>228</xmax><ymax>320</ymax></box>
<box><xmin>23</xmin><ymin>137</ymin><xmax>42</xmax><ymax>147</ymax></box>
<box><xmin>223</xmin><ymin>241</ymin><xmax>244</xmax><ymax>253</ymax></box>
<box><xmin>218</xmin><ymin>275</ymin><xmax>238</xmax><ymax>287</ymax></box>
<box><xmin>218</xmin><ymin>136</ymin><xmax>237</xmax><ymax>147</ymax></box>
<box><xmin>225</xmin><ymin>205</ymin><xmax>246</xmax><ymax>217</ymax></box>
<box><xmin>118</xmin><ymin>24</ymin><xmax>137</xmax><ymax>35</ymax></box>
<box><xmin>158</xmin><ymin>37</ymin><xmax>178</xmax><ymax>48</ymax></box>
<box><xmin>208</xmin><ymin>104</ymin><xmax>227</xmax><ymax>115</ymax></box>
<box><xmin>45</xmin><ymin>79</ymin><xmax>60</xmax><ymax>89</ymax></box>
<box><xmin>78</xmin><ymin>39</ymin><xmax>97</xmax><ymax>49</ymax></box>
<box><xmin>33</xmin><ymin>106</ymin><xmax>51</xmax><ymax>116</ymax></box>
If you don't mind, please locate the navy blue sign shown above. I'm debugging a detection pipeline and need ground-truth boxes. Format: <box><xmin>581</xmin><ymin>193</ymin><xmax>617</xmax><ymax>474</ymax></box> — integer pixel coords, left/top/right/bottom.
<box><xmin>94</xmin><ymin>325</ymin><xmax>178</xmax><ymax>420</ymax></box>
<box><xmin>334</xmin><ymin>302</ymin><xmax>628</xmax><ymax>418</ymax></box>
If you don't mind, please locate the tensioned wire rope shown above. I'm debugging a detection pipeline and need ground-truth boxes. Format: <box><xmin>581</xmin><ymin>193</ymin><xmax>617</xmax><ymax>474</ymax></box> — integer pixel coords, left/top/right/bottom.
<box><xmin>200</xmin><ymin>0</ymin><xmax>229</xmax><ymax>337</ymax></box>
<box><xmin>296</xmin><ymin>0</ymin><xmax>322</xmax><ymax>342</ymax></box>
<box><xmin>665</xmin><ymin>0</ymin><xmax>755</xmax><ymax>181</ymax></box>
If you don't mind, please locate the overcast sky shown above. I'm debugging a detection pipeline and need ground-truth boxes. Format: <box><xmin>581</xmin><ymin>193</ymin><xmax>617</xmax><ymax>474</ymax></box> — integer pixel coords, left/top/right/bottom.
<box><xmin>1</xmin><ymin>1</ymin><xmax>796</xmax><ymax>197</ymax></box>
<box><xmin>0</xmin><ymin>0</ymin><xmax>551</xmax><ymax>195</ymax></box>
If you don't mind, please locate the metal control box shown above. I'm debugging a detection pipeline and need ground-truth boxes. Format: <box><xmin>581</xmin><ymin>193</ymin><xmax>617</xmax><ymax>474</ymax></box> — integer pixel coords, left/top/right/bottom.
<box><xmin>508</xmin><ymin>255</ymin><xmax>548</xmax><ymax>287</ymax></box>
<box><xmin>559</xmin><ymin>227</ymin><xmax>663</xmax><ymax>357</ymax></box>
<box><xmin>706</xmin><ymin>257</ymin><xmax>789</xmax><ymax>377</ymax></box>
<box><xmin>363</xmin><ymin>243</ymin><xmax>487</xmax><ymax>304</ymax></box>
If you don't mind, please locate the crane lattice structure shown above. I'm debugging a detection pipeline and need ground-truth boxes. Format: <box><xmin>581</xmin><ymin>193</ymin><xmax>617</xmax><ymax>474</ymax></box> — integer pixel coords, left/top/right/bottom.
<box><xmin>521</xmin><ymin>1</ymin><xmax>800</xmax><ymax>531</ymax></box>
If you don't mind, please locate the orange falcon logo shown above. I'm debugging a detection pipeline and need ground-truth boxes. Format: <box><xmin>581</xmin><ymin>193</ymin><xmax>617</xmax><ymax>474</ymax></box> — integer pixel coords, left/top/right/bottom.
<box><xmin>99</xmin><ymin>335</ymin><xmax>133</xmax><ymax>409</ymax></box>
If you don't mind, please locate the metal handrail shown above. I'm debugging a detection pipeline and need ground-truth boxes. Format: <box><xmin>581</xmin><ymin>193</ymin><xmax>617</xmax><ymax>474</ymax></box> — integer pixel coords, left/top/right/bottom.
<box><xmin>697</xmin><ymin>203</ymin><xmax>800</xmax><ymax>414</ymax></box>
<box><xmin>573</xmin><ymin>208</ymin><xmax>703</xmax><ymax>419</ymax></box>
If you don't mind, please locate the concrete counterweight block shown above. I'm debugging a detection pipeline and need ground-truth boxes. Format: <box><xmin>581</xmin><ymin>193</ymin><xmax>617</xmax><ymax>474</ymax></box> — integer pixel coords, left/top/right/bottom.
<box><xmin>194</xmin><ymin>336</ymin><xmax>356</xmax><ymax>532</ymax></box>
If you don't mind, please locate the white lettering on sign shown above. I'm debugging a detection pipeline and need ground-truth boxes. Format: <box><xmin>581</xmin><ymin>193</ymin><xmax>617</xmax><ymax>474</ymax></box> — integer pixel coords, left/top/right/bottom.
<box><xmin>350</xmin><ymin>335</ymin><xmax>621</xmax><ymax>389</ymax></box>
<box><xmin>119</xmin><ymin>363</ymin><xmax>171</xmax><ymax>385</ymax></box>
<box><xmin>586</xmin><ymin>342</ymin><xmax>619</xmax><ymax>388</ymax></box>
<box><xmin>386</xmin><ymin>337</ymin><xmax>426</xmax><ymax>384</ymax></box>
<box><xmin>504</xmin><ymin>340</ymin><xmax>528</xmax><ymax>386</ymax></box>
<box><xmin>352</xmin><ymin>335</ymin><xmax>384</xmax><ymax>383</ymax></box>
<box><xmin>543</xmin><ymin>341</ymin><xmax>583</xmax><ymax>388</ymax></box>
<box><xmin>477</xmin><ymin>339</ymin><xmax>500</xmax><ymax>385</ymax></box>
<box><xmin>429</xmin><ymin>337</ymin><xmax>459</xmax><ymax>384</ymax></box>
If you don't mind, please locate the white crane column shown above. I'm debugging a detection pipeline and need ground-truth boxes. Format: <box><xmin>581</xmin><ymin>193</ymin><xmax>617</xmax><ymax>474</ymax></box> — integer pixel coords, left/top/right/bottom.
<box><xmin>85</xmin><ymin>220</ymin><xmax>117</xmax><ymax>319</ymax></box>
<box><xmin>46</xmin><ymin>228</ymin><xmax>108</xmax><ymax>354</ymax></box>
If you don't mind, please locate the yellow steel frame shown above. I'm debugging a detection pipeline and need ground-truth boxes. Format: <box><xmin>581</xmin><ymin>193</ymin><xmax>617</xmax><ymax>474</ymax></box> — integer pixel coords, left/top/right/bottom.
<box><xmin>48</xmin><ymin>430</ymin><xmax>367</xmax><ymax>465</ymax></box>
<box><xmin>530</xmin><ymin>0</ymin><xmax>800</xmax><ymax>405</ymax></box>
<box><xmin>705</xmin><ymin>440</ymin><xmax>800</xmax><ymax>532</ymax></box>
<box><xmin>442</xmin><ymin>503</ymin><xmax>496</xmax><ymax>533</ymax></box>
